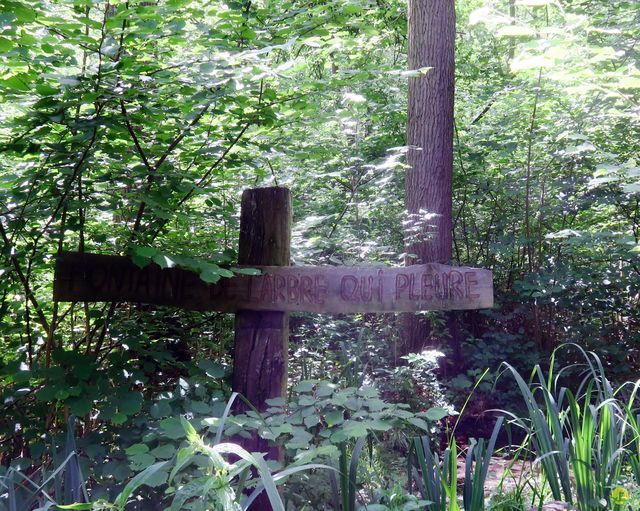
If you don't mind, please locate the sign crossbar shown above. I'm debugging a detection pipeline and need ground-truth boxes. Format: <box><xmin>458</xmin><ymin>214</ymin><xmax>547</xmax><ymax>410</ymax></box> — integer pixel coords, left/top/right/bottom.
<box><xmin>54</xmin><ymin>251</ymin><xmax>493</xmax><ymax>313</ymax></box>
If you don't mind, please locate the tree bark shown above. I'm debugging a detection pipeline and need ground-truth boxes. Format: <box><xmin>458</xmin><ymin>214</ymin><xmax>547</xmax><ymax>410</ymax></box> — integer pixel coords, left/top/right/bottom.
<box><xmin>403</xmin><ymin>0</ymin><xmax>456</xmax><ymax>354</ymax></box>
<box><xmin>232</xmin><ymin>187</ymin><xmax>291</xmax><ymax>511</ymax></box>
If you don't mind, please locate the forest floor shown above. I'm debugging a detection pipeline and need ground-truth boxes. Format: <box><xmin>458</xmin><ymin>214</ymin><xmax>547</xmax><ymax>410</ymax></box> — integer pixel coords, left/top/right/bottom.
<box><xmin>456</xmin><ymin>456</ymin><xmax>532</xmax><ymax>496</ymax></box>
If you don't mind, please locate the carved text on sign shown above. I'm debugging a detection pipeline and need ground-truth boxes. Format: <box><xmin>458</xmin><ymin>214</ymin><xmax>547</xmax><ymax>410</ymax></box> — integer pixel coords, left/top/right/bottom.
<box><xmin>54</xmin><ymin>252</ymin><xmax>493</xmax><ymax>313</ymax></box>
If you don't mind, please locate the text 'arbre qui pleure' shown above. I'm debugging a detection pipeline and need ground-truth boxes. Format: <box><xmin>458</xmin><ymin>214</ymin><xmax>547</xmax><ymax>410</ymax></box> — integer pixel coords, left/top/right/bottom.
<box><xmin>54</xmin><ymin>251</ymin><xmax>493</xmax><ymax>314</ymax></box>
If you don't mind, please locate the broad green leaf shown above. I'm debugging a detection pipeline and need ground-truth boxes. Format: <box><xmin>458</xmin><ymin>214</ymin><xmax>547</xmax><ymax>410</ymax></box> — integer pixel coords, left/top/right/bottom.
<box><xmin>2</xmin><ymin>74</ymin><xmax>31</xmax><ymax>91</ymax></box>
<box><xmin>133</xmin><ymin>245</ymin><xmax>157</xmax><ymax>258</ymax></box>
<box><xmin>423</xmin><ymin>407</ymin><xmax>451</xmax><ymax>421</ymax></box>
<box><xmin>407</xmin><ymin>417</ymin><xmax>430</xmax><ymax>431</ymax></box>
<box><xmin>160</xmin><ymin>417</ymin><xmax>186</xmax><ymax>439</ymax></box>
<box><xmin>125</xmin><ymin>443</ymin><xmax>150</xmax><ymax>456</ymax></box>
<box><xmin>129</xmin><ymin>452</ymin><xmax>156</xmax><ymax>471</ymax></box>
<box><xmin>199</xmin><ymin>269</ymin><xmax>221</xmax><ymax>283</ymax></box>
<box><xmin>153</xmin><ymin>253</ymin><xmax>176</xmax><ymax>268</ymax></box>
<box><xmin>0</xmin><ymin>37</ymin><xmax>14</xmax><ymax>51</ymax></box>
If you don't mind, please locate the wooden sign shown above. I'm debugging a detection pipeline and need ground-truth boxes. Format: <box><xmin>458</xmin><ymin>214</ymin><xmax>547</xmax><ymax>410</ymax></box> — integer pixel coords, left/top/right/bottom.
<box><xmin>54</xmin><ymin>251</ymin><xmax>493</xmax><ymax>313</ymax></box>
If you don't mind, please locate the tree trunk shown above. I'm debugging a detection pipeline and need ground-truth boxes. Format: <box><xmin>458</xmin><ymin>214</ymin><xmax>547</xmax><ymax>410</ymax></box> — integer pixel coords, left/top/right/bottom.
<box><xmin>403</xmin><ymin>0</ymin><xmax>456</xmax><ymax>354</ymax></box>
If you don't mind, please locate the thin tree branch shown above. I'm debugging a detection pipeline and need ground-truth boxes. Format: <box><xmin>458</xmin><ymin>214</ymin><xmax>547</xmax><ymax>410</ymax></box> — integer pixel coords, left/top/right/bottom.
<box><xmin>0</xmin><ymin>221</ymin><xmax>50</xmax><ymax>335</ymax></box>
<box><xmin>127</xmin><ymin>101</ymin><xmax>212</xmax><ymax>233</ymax></box>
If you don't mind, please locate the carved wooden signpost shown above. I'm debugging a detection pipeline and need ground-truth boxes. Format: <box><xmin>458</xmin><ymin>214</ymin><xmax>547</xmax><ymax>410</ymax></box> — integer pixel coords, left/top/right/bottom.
<box><xmin>54</xmin><ymin>253</ymin><xmax>492</xmax><ymax>314</ymax></box>
<box><xmin>53</xmin><ymin>186</ymin><xmax>493</xmax><ymax>508</ymax></box>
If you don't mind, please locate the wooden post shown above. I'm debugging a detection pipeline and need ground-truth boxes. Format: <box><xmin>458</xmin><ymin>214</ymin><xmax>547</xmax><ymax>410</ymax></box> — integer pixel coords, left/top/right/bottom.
<box><xmin>232</xmin><ymin>187</ymin><xmax>291</xmax><ymax>464</ymax></box>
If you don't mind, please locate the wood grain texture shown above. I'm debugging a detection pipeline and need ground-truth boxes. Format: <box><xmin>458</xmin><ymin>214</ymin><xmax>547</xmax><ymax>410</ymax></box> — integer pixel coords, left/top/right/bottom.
<box><xmin>231</xmin><ymin>188</ymin><xmax>290</xmax><ymax>491</ymax></box>
<box><xmin>54</xmin><ymin>252</ymin><xmax>494</xmax><ymax>312</ymax></box>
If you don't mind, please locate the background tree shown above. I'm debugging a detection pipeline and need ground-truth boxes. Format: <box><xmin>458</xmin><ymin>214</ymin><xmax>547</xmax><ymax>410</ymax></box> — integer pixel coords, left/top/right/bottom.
<box><xmin>403</xmin><ymin>0</ymin><xmax>456</xmax><ymax>355</ymax></box>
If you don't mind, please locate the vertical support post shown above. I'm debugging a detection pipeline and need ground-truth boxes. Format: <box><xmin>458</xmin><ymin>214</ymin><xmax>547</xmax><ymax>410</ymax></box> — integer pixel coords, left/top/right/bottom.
<box><xmin>232</xmin><ymin>186</ymin><xmax>291</xmax><ymax>464</ymax></box>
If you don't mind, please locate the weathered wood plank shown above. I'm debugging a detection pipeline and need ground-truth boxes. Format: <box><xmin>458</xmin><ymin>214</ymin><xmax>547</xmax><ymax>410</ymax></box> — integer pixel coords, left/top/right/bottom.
<box><xmin>54</xmin><ymin>252</ymin><xmax>493</xmax><ymax>313</ymax></box>
<box><xmin>232</xmin><ymin>187</ymin><xmax>290</xmax><ymax>511</ymax></box>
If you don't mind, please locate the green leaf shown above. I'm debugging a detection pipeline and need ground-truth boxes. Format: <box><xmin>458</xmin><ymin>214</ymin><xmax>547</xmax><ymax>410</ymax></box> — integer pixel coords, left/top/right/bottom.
<box><xmin>112</xmin><ymin>412</ymin><xmax>127</xmax><ymax>425</ymax></box>
<box><xmin>125</xmin><ymin>443</ymin><xmax>150</xmax><ymax>456</ymax></box>
<box><xmin>55</xmin><ymin>389</ymin><xmax>70</xmax><ymax>400</ymax></box>
<box><xmin>118</xmin><ymin>392</ymin><xmax>143</xmax><ymax>415</ymax></box>
<box><xmin>160</xmin><ymin>417</ymin><xmax>185</xmax><ymax>439</ymax></box>
<box><xmin>232</xmin><ymin>267</ymin><xmax>262</xmax><ymax>276</ymax></box>
<box><xmin>325</xmin><ymin>410</ymin><xmax>344</xmax><ymax>427</ymax></box>
<box><xmin>150</xmin><ymin>443</ymin><xmax>176</xmax><ymax>460</ymax></box>
<box><xmin>199</xmin><ymin>269</ymin><xmax>221</xmax><ymax>284</ymax></box>
<box><xmin>153</xmin><ymin>253</ymin><xmax>175</xmax><ymax>268</ymax></box>
<box><xmin>338</xmin><ymin>420</ymin><xmax>368</xmax><ymax>439</ymax></box>
<box><xmin>0</xmin><ymin>37</ymin><xmax>14</xmax><ymax>52</ymax></box>
<box><xmin>68</xmin><ymin>397</ymin><xmax>92</xmax><ymax>416</ymax></box>
<box><xmin>180</xmin><ymin>416</ymin><xmax>199</xmax><ymax>442</ymax></box>
<box><xmin>423</xmin><ymin>407</ymin><xmax>451</xmax><ymax>421</ymax></box>
<box><xmin>14</xmin><ymin>6</ymin><xmax>36</xmax><ymax>22</ymax></box>
<box><xmin>295</xmin><ymin>380</ymin><xmax>317</xmax><ymax>392</ymax></box>
<box><xmin>365</xmin><ymin>419</ymin><xmax>392</xmax><ymax>432</ymax></box>
<box><xmin>2</xmin><ymin>74</ymin><xmax>31</xmax><ymax>91</ymax></box>
<box><xmin>131</xmin><ymin>254</ymin><xmax>152</xmax><ymax>268</ymax></box>
<box><xmin>618</xmin><ymin>76</ymin><xmax>640</xmax><ymax>89</ymax></box>
<box><xmin>198</xmin><ymin>359</ymin><xmax>226</xmax><ymax>378</ymax></box>
<box><xmin>133</xmin><ymin>245</ymin><xmax>157</xmax><ymax>258</ymax></box>
<box><xmin>304</xmin><ymin>414</ymin><xmax>320</xmax><ymax>428</ymax></box>
<box><xmin>217</xmin><ymin>268</ymin><xmax>234</xmax><ymax>278</ymax></box>
<box><xmin>407</xmin><ymin>417</ymin><xmax>430</xmax><ymax>431</ymax></box>
<box><xmin>129</xmin><ymin>452</ymin><xmax>156</xmax><ymax>471</ymax></box>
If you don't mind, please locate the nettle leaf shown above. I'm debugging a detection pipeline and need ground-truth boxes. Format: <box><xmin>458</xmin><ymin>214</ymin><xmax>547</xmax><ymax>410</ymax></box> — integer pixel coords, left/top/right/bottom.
<box><xmin>161</xmin><ymin>417</ymin><xmax>186</xmax><ymax>439</ymax></box>
<box><xmin>125</xmin><ymin>443</ymin><xmax>150</xmax><ymax>456</ymax></box>
<box><xmin>112</xmin><ymin>412</ymin><xmax>128</xmax><ymax>425</ymax></box>
<box><xmin>295</xmin><ymin>380</ymin><xmax>318</xmax><ymax>392</ymax></box>
<box><xmin>150</xmin><ymin>443</ymin><xmax>176</xmax><ymax>460</ymax></box>
<box><xmin>423</xmin><ymin>406</ymin><xmax>452</xmax><ymax>421</ymax></box>
<box><xmin>128</xmin><ymin>452</ymin><xmax>157</xmax><ymax>471</ymax></box>
<box><xmin>341</xmin><ymin>420</ymin><xmax>369</xmax><ymax>438</ymax></box>
<box><xmin>118</xmin><ymin>392</ymin><xmax>143</xmax><ymax>415</ymax></box>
